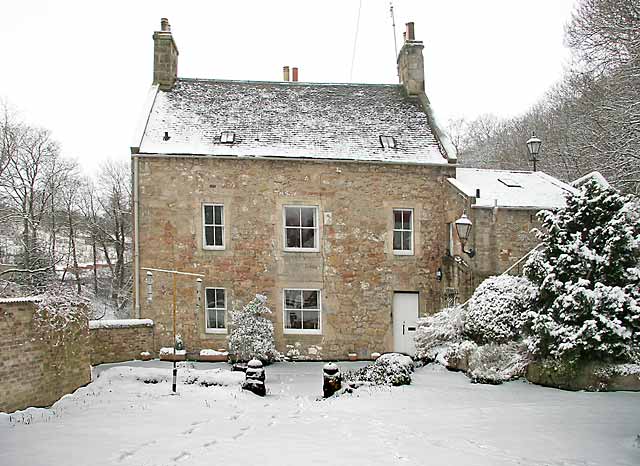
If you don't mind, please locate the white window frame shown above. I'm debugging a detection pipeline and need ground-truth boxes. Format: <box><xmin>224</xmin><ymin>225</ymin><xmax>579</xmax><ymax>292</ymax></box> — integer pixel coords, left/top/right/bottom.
<box><xmin>203</xmin><ymin>203</ymin><xmax>225</xmax><ymax>250</ymax></box>
<box><xmin>283</xmin><ymin>205</ymin><xmax>319</xmax><ymax>252</ymax></box>
<box><xmin>393</xmin><ymin>208</ymin><xmax>414</xmax><ymax>255</ymax></box>
<box><xmin>205</xmin><ymin>287</ymin><xmax>227</xmax><ymax>334</ymax></box>
<box><xmin>283</xmin><ymin>288</ymin><xmax>322</xmax><ymax>335</ymax></box>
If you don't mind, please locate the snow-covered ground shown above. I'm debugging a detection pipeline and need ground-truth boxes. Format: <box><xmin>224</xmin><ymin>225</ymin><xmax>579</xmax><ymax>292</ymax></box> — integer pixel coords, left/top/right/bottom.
<box><xmin>1</xmin><ymin>361</ymin><xmax>639</xmax><ymax>466</ymax></box>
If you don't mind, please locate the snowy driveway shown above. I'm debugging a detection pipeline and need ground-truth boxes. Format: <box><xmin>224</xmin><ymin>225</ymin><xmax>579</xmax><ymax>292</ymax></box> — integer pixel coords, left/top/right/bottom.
<box><xmin>1</xmin><ymin>361</ymin><xmax>639</xmax><ymax>466</ymax></box>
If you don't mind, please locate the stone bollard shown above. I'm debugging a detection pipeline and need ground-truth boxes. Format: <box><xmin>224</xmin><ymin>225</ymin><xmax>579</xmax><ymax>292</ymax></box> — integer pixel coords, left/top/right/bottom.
<box><xmin>242</xmin><ymin>359</ymin><xmax>266</xmax><ymax>396</ymax></box>
<box><xmin>323</xmin><ymin>362</ymin><xmax>342</xmax><ymax>398</ymax></box>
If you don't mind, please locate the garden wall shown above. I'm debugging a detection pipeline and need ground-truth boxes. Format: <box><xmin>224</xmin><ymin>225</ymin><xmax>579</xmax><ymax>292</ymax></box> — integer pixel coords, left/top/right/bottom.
<box><xmin>89</xmin><ymin>319</ymin><xmax>155</xmax><ymax>365</ymax></box>
<box><xmin>0</xmin><ymin>298</ymin><xmax>91</xmax><ymax>413</ymax></box>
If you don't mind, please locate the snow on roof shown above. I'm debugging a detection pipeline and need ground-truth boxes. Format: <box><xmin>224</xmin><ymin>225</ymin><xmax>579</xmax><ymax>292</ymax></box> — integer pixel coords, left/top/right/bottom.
<box><xmin>452</xmin><ymin>168</ymin><xmax>578</xmax><ymax>210</ymax></box>
<box><xmin>571</xmin><ymin>171</ymin><xmax>610</xmax><ymax>189</ymax></box>
<box><xmin>136</xmin><ymin>78</ymin><xmax>451</xmax><ymax>165</ymax></box>
<box><xmin>0</xmin><ymin>296</ymin><xmax>42</xmax><ymax>304</ymax></box>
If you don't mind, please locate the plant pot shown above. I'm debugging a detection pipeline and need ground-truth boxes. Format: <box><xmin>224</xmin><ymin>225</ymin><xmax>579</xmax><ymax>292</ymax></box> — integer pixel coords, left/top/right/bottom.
<box><xmin>348</xmin><ymin>353</ymin><xmax>358</xmax><ymax>361</ymax></box>
<box><xmin>160</xmin><ymin>353</ymin><xmax>186</xmax><ymax>362</ymax></box>
<box><xmin>198</xmin><ymin>354</ymin><xmax>228</xmax><ymax>362</ymax></box>
<box><xmin>139</xmin><ymin>352</ymin><xmax>153</xmax><ymax>361</ymax></box>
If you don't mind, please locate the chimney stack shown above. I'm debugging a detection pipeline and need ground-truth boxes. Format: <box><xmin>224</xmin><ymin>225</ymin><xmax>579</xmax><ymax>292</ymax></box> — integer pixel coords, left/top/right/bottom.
<box><xmin>397</xmin><ymin>21</ymin><xmax>424</xmax><ymax>96</ymax></box>
<box><xmin>283</xmin><ymin>66</ymin><xmax>290</xmax><ymax>81</ymax></box>
<box><xmin>153</xmin><ymin>18</ymin><xmax>179</xmax><ymax>90</ymax></box>
<box><xmin>292</xmin><ymin>67</ymin><xmax>299</xmax><ymax>82</ymax></box>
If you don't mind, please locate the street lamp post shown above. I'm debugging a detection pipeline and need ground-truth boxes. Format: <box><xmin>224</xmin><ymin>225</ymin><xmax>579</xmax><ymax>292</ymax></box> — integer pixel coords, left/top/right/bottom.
<box><xmin>526</xmin><ymin>132</ymin><xmax>542</xmax><ymax>172</ymax></box>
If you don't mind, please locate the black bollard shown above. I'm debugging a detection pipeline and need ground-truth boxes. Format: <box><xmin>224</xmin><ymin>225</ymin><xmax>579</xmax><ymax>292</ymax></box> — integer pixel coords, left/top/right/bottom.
<box><xmin>242</xmin><ymin>359</ymin><xmax>266</xmax><ymax>396</ymax></box>
<box><xmin>323</xmin><ymin>362</ymin><xmax>342</xmax><ymax>398</ymax></box>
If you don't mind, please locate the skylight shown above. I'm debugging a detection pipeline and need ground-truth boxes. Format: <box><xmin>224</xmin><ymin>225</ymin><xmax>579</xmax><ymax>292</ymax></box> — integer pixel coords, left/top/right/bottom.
<box><xmin>379</xmin><ymin>135</ymin><xmax>397</xmax><ymax>149</ymax></box>
<box><xmin>498</xmin><ymin>178</ymin><xmax>522</xmax><ymax>188</ymax></box>
<box><xmin>220</xmin><ymin>131</ymin><xmax>235</xmax><ymax>144</ymax></box>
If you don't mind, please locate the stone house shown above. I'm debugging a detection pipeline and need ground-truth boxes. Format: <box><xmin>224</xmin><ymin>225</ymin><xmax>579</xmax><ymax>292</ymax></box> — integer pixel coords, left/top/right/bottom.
<box><xmin>131</xmin><ymin>19</ymin><xmax>572</xmax><ymax>359</ymax></box>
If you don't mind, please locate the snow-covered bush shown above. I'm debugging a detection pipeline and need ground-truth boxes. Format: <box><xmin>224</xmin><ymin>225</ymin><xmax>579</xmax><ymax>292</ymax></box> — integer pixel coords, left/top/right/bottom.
<box><xmin>464</xmin><ymin>275</ymin><xmax>538</xmax><ymax>344</ymax></box>
<box><xmin>524</xmin><ymin>180</ymin><xmax>640</xmax><ymax>363</ymax></box>
<box><xmin>467</xmin><ymin>342</ymin><xmax>530</xmax><ymax>384</ymax></box>
<box><xmin>414</xmin><ymin>306</ymin><xmax>465</xmax><ymax>361</ymax></box>
<box><xmin>228</xmin><ymin>294</ymin><xmax>280</xmax><ymax>363</ymax></box>
<box><xmin>34</xmin><ymin>286</ymin><xmax>91</xmax><ymax>346</ymax></box>
<box><xmin>344</xmin><ymin>353</ymin><xmax>414</xmax><ymax>386</ymax></box>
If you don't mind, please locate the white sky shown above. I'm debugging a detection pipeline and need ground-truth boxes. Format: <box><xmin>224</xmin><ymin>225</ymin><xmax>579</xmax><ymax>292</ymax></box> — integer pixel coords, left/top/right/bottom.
<box><xmin>0</xmin><ymin>0</ymin><xmax>576</xmax><ymax>173</ymax></box>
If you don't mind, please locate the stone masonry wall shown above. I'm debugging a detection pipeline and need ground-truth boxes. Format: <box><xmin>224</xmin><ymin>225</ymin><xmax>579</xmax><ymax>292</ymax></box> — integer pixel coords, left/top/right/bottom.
<box><xmin>89</xmin><ymin>321</ymin><xmax>155</xmax><ymax>365</ymax></box>
<box><xmin>135</xmin><ymin>157</ymin><xmax>456</xmax><ymax>360</ymax></box>
<box><xmin>0</xmin><ymin>301</ymin><xmax>91</xmax><ymax>413</ymax></box>
<box><xmin>441</xmin><ymin>185</ymin><xmax>541</xmax><ymax>305</ymax></box>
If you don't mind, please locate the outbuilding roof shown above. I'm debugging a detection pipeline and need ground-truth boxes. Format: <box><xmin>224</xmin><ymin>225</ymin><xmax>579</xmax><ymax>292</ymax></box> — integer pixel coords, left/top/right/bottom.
<box><xmin>450</xmin><ymin>168</ymin><xmax>578</xmax><ymax>210</ymax></box>
<box><xmin>134</xmin><ymin>78</ymin><xmax>453</xmax><ymax>165</ymax></box>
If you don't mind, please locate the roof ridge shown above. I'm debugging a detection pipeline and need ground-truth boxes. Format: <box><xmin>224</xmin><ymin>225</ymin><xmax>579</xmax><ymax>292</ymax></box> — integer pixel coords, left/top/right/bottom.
<box><xmin>175</xmin><ymin>77</ymin><xmax>401</xmax><ymax>88</ymax></box>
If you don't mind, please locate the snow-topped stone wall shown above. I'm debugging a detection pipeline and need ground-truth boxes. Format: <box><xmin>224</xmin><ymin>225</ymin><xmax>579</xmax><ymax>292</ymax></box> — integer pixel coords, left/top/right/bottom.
<box><xmin>89</xmin><ymin>319</ymin><xmax>155</xmax><ymax>365</ymax></box>
<box><xmin>0</xmin><ymin>299</ymin><xmax>91</xmax><ymax>413</ymax></box>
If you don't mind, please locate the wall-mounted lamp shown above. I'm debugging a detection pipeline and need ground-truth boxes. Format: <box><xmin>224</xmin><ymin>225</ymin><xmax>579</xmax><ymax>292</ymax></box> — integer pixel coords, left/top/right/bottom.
<box><xmin>435</xmin><ymin>268</ymin><xmax>443</xmax><ymax>281</ymax></box>
<box><xmin>454</xmin><ymin>211</ymin><xmax>476</xmax><ymax>258</ymax></box>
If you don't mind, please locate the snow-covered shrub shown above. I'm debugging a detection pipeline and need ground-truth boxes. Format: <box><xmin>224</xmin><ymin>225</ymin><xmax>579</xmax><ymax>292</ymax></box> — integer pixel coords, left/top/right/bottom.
<box><xmin>344</xmin><ymin>353</ymin><xmax>414</xmax><ymax>386</ymax></box>
<box><xmin>467</xmin><ymin>342</ymin><xmax>530</xmax><ymax>385</ymax></box>
<box><xmin>464</xmin><ymin>275</ymin><xmax>538</xmax><ymax>344</ymax></box>
<box><xmin>524</xmin><ymin>180</ymin><xmax>640</xmax><ymax>363</ymax></box>
<box><xmin>228</xmin><ymin>294</ymin><xmax>280</xmax><ymax>363</ymax></box>
<box><xmin>414</xmin><ymin>306</ymin><xmax>464</xmax><ymax>361</ymax></box>
<box><xmin>34</xmin><ymin>286</ymin><xmax>91</xmax><ymax>346</ymax></box>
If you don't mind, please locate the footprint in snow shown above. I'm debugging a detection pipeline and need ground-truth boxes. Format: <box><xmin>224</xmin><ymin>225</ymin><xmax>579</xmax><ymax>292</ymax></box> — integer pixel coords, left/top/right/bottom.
<box><xmin>203</xmin><ymin>440</ymin><xmax>217</xmax><ymax>448</ymax></box>
<box><xmin>117</xmin><ymin>451</ymin><xmax>134</xmax><ymax>462</ymax></box>
<box><xmin>232</xmin><ymin>431</ymin><xmax>245</xmax><ymax>440</ymax></box>
<box><xmin>172</xmin><ymin>451</ymin><xmax>190</xmax><ymax>462</ymax></box>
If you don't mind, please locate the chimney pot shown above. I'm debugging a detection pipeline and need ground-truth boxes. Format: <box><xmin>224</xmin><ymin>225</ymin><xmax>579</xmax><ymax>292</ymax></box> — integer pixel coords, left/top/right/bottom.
<box><xmin>406</xmin><ymin>22</ymin><xmax>415</xmax><ymax>41</ymax></box>
<box><xmin>283</xmin><ymin>66</ymin><xmax>290</xmax><ymax>82</ymax></box>
<box><xmin>161</xmin><ymin>18</ymin><xmax>170</xmax><ymax>32</ymax></box>
<box><xmin>292</xmin><ymin>67</ymin><xmax>299</xmax><ymax>82</ymax></box>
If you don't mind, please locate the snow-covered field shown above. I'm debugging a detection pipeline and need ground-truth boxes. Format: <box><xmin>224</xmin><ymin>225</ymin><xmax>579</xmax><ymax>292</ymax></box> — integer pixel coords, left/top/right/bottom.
<box><xmin>1</xmin><ymin>361</ymin><xmax>639</xmax><ymax>466</ymax></box>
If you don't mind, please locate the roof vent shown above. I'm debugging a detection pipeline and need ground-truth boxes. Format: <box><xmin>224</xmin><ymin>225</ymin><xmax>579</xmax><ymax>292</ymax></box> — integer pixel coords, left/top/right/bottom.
<box><xmin>498</xmin><ymin>178</ymin><xmax>522</xmax><ymax>188</ymax></box>
<box><xmin>220</xmin><ymin>131</ymin><xmax>235</xmax><ymax>144</ymax></box>
<box><xmin>379</xmin><ymin>135</ymin><xmax>397</xmax><ymax>149</ymax></box>
<box><xmin>163</xmin><ymin>131</ymin><xmax>171</xmax><ymax>141</ymax></box>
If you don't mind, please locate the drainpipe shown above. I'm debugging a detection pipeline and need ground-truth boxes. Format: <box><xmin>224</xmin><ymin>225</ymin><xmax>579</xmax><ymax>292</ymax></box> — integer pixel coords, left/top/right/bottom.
<box><xmin>133</xmin><ymin>155</ymin><xmax>141</xmax><ymax>318</ymax></box>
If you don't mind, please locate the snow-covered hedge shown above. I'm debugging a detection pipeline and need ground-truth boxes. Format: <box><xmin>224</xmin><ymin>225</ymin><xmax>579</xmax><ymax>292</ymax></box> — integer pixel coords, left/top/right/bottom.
<box><xmin>34</xmin><ymin>287</ymin><xmax>91</xmax><ymax>346</ymax></box>
<box><xmin>464</xmin><ymin>275</ymin><xmax>538</xmax><ymax>344</ymax></box>
<box><xmin>467</xmin><ymin>342</ymin><xmax>530</xmax><ymax>384</ymax></box>
<box><xmin>344</xmin><ymin>353</ymin><xmax>414</xmax><ymax>386</ymax></box>
<box><xmin>524</xmin><ymin>180</ymin><xmax>640</xmax><ymax>363</ymax></box>
<box><xmin>228</xmin><ymin>294</ymin><xmax>280</xmax><ymax>363</ymax></box>
<box><xmin>414</xmin><ymin>306</ymin><xmax>464</xmax><ymax>361</ymax></box>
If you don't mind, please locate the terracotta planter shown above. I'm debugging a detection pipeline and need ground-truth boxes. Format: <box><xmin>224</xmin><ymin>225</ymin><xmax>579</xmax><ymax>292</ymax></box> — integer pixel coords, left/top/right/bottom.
<box><xmin>348</xmin><ymin>353</ymin><xmax>358</xmax><ymax>361</ymax></box>
<box><xmin>139</xmin><ymin>352</ymin><xmax>153</xmax><ymax>361</ymax></box>
<box><xmin>160</xmin><ymin>353</ymin><xmax>186</xmax><ymax>362</ymax></box>
<box><xmin>198</xmin><ymin>354</ymin><xmax>228</xmax><ymax>362</ymax></box>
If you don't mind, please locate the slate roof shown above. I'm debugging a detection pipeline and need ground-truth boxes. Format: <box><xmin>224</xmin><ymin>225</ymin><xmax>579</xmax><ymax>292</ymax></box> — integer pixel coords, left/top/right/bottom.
<box><xmin>135</xmin><ymin>78</ymin><xmax>452</xmax><ymax>165</ymax></box>
<box><xmin>450</xmin><ymin>168</ymin><xmax>578</xmax><ymax>210</ymax></box>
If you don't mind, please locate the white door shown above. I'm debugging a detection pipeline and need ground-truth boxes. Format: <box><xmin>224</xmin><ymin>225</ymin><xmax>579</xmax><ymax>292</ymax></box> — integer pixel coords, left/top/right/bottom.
<box><xmin>393</xmin><ymin>292</ymin><xmax>419</xmax><ymax>355</ymax></box>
